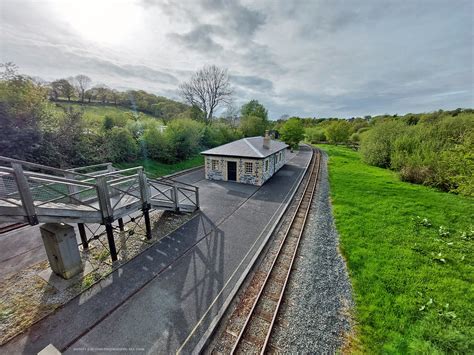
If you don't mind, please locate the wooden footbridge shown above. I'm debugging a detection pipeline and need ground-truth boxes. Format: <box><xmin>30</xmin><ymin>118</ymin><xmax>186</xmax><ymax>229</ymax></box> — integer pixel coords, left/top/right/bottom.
<box><xmin>0</xmin><ymin>156</ymin><xmax>199</xmax><ymax>261</ymax></box>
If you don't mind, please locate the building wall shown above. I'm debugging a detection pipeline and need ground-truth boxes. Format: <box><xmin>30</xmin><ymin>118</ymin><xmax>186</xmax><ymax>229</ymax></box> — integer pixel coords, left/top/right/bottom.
<box><xmin>204</xmin><ymin>149</ymin><xmax>287</xmax><ymax>186</ymax></box>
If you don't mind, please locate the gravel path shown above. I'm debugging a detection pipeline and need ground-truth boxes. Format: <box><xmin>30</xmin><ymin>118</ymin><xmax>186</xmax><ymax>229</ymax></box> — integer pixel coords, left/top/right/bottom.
<box><xmin>270</xmin><ymin>150</ymin><xmax>354</xmax><ymax>353</ymax></box>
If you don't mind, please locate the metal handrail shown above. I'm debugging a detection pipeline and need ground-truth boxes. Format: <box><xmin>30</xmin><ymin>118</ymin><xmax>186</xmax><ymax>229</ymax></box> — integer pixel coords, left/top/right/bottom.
<box><xmin>0</xmin><ymin>155</ymin><xmax>92</xmax><ymax>179</ymax></box>
<box><xmin>24</xmin><ymin>171</ymin><xmax>96</xmax><ymax>187</ymax></box>
<box><xmin>67</xmin><ymin>162</ymin><xmax>112</xmax><ymax>172</ymax></box>
<box><xmin>91</xmin><ymin>166</ymin><xmax>143</xmax><ymax>178</ymax></box>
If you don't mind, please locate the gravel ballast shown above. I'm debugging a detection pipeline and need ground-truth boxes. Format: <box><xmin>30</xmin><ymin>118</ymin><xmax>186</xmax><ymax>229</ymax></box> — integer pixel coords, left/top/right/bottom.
<box><xmin>270</xmin><ymin>150</ymin><xmax>354</xmax><ymax>353</ymax></box>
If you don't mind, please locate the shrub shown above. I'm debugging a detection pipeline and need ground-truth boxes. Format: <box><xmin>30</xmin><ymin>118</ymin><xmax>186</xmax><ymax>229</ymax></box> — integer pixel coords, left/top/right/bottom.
<box><xmin>201</xmin><ymin>122</ymin><xmax>241</xmax><ymax>148</ymax></box>
<box><xmin>105</xmin><ymin>127</ymin><xmax>138</xmax><ymax>162</ymax></box>
<box><xmin>164</xmin><ymin>118</ymin><xmax>204</xmax><ymax>162</ymax></box>
<box><xmin>305</xmin><ymin>127</ymin><xmax>326</xmax><ymax>143</ymax></box>
<box><xmin>240</xmin><ymin>115</ymin><xmax>267</xmax><ymax>137</ymax></box>
<box><xmin>349</xmin><ymin>132</ymin><xmax>360</xmax><ymax>144</ymax></box>
<box><xmin>325</xmin><ymin>120</ymin><xmax>351</xmax><ymax>144</ymax></box>
<box><xmin>360</xmin><ymin>120</ymin><xmax>407</xmax><ymax>168</ymax></box>
<box><xmin>142</xmin><ymin>127</ymin><xmax>168</xmax><ymax>161</ymax></box>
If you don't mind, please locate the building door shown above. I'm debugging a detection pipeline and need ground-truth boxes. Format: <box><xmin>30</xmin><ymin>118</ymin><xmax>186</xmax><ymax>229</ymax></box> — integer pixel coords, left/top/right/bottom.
<box><xmin>227</xmin><ymin>161</ymin><xmax>237</xmax><ymax>181</ymax></box>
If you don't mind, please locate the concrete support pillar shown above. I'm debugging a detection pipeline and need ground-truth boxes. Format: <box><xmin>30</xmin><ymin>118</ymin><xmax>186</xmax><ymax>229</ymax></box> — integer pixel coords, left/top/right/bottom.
<box><xmin>40</xmin><ymin>223</ymin><xmax>83</xmax><ymax>279</ymax></box>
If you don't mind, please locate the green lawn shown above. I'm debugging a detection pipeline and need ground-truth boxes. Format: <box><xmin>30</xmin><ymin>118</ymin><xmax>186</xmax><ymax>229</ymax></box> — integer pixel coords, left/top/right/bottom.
<box><xmin>318</xmin><ymin>144</ymin><xmax>473</xmax><ymax>353</ymax></box>
<box><xmin>116</xmin><ymin>155</ymin><xmax>204</xmax><ymax>178</ymax></box>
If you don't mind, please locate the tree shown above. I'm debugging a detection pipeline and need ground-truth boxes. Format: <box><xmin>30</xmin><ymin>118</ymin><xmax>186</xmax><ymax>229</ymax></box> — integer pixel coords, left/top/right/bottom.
<box><xmin>51</xmin><ymin>79</ymin><xmax>75</xmax><ymax>101</ymax></box>
<box><xmin>179</xmin><ymin>65</ymin><xmax>233</xmax><ymax>122</ymax></box>
<box><xmin>84</xmin><ymin>88</ymin><xmax>97</xmax><ymax>103</ymax></box>
<box><xmin>241</xmin><ymin>100</ymin><xmax>268</xmax><ymax>120</ymax></box>
<box><xmin>110</xmin><ymin>89</ymin><xmax>121</xmax><ymax>105</ymax></box>
<box><xmin>74</xmin><ymin>74</ymin><xmax>92</xmax><ymax>102</ymax></box>
<box><xmin>280</xmin><ymin>117</ymin><xmax>304</xmax><ymax>149</ymax></box>
<box><xmin>95</xmin><ymin>85</ymin><xmax>110</xmax><ymax>104</ymax></box>
<box><xmin>325</xmin><ymin>120</ymin><xmax>351</xmax><ymax>145</ymax></box>
<box><xmin>240</xmin><ymin>115</ymin><xmax>267</xmax><ymax>137</ymax></box>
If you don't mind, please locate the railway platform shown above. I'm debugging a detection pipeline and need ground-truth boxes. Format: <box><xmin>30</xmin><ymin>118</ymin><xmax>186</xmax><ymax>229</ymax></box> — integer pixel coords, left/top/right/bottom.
<box><xmin>1</xmin><ymin>147</ymin><xmax>312</xmax><ymax>354</ymax></box>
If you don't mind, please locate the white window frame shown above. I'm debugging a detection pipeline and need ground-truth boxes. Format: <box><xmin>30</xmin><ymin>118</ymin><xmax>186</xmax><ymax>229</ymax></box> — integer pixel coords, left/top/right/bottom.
<box><xmin>265</xmin><ymin>159</ymin><xmax>269</xmax><ymax>172</ymax></box>
<box><xmin>245</xmin><ymin>162</ymin><xmax>253</xmax><ymax>174</ymax></box>
<box><xmin>212</xmin><ymin>159</ymin><xmax>219</xmax><ymax>171</ymax></box>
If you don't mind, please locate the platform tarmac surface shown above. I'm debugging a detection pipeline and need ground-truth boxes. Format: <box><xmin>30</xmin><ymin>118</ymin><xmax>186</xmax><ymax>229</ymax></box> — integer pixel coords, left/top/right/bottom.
<box><xmin>1</xmin><ymin>148</ymin><xmax>312</xmax><ymax>354</ymax></box>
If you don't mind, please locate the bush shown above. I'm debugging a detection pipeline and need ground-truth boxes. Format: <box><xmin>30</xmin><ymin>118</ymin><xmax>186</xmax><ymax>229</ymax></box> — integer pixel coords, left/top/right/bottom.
<box><xmin>305</xmin><ymin>127</ymin><xmax>326</xmax><ymax>143</ymax></box>
<box><xmin>325</xmin><ymin>120</ymin><xmax>351</xmax><ymax>144</ymax></box>
<box><xmin>240</xmin><ymin>115</ymin><xmax>267</xmax><ymax>137</ymax></box>
<box><xmin>349</xmin><ymin>132</ymin><xmax>360</xmax><ymax>144</ymax></box>
<box><xmin>360</xmin><ymin>120</ymin><xmax>407</xmax><ymax>168</ymax></box>
<box><xmin>359</xmin><ymin>112</ymin><xmax>474</xmax><ymax>196</ymax></box>
<box><xmin>201</xmin><ymin>122</ymin><xmax>241</xmax><ymax>148</ymax></box>
<box><xmin>142</xmin><ymin>126</ymin><xmax>168</xmax><ymax>161</ymax></box>
<box><xmin>164</xmin><ymin>118</ymin><xmax>204</xmax><ymax>162</ymax></box>
<box><xmin>105</xmin><ymin>127</ymin><xmax>138</xmax><ymax>162</ymax></box>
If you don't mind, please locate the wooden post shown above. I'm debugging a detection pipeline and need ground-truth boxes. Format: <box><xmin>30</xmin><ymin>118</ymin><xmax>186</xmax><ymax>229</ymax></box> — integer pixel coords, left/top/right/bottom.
<box><xmin>138</xmin><ymin>168</ymin><xmax>152</xmax><ymax>239</ymax></box>
<box><xmin>195</xmin><ymin>187</ymin><xmax>200</xmax><ymax>209</ymax></box>
<box><xmin>106</xmin><ymin>163</ymin><xmax>114</xmax><ymax>173</ymax></box>
<box><xmin>96</xmin><ymin>176</ymin><xmax>113</xmax><ymax>220</ymax></box>
<box><xmin>143</xmin><ymin>209</ymin><xmax>152</xmax><ymax>240</ymax></box>
<box><xmin>172</xmin><ymin>186</ymin><xmax>178</xmax><ymax>212</ymax></box>
<box><xmin>65</xmin><ymin>172</ymin><xmax>80</xmax><ymax>204</ymax></box>
<box><xmin>11</xmin><ymin>163</ymin><xmax>38</xmax><ymax>225</ymax></box>
<box><xmin>137</xmin><ymin>168</ymin><xmax>150</xmax><ymax>207</ymax></box>
<box><xmin>78</xmin><ymin>223</ymin><xmax>88</xmax><ymax>249</ymax></box>
<box><xmin>96</xmin><ymin>176</ymin><xmax>117</xmax><ymax>261</ymax></box>
<box><xmin>105</xmin><ymin>222</ymin><xmax>118</xmax><ymax>261</ymax></box>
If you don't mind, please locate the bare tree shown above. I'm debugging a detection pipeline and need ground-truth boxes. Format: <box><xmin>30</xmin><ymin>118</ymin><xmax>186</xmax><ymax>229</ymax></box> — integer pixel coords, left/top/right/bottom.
<box><xmin>179</xmin><ymin>65</ymin><xmax>233</xmax><ymax>122</ymax></box>
<box><xmin>74</xmin><ymin>74</ymin><xmax>92</xmax><ymax>102</ymax></box>
<box><xmin>222</xmin><ymin>101</ymin><xmax>240</xmax><ymax>127</ymax></box>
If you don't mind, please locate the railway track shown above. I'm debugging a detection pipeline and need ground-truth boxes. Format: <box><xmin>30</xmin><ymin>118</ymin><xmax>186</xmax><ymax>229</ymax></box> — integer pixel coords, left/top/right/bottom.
<box><xmin>214</xmin><ymin>148</ymin><xmax>321</xmax><ymax>354</ymax></box>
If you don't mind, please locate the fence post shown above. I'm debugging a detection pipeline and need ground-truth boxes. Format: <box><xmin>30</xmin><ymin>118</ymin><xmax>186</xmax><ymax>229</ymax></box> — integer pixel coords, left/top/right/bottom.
<box><xmin>96</xmin><ymin>176</ymin><xmax>117</xmax><ymax>261</ymax></box>
<box><xmin>106</xmin><ymin>163</ymin><xmax>114</xmax><ymax>173</ymax></box>
<box><xmin>11</xmin><ymin>163</ymin><xmax>38</xmax><ymax>225</ymax></box>
<box><xmin>138</xmin><ymin>168</ymin><xmax>152</xmax><ymax>239</ymax></box>
<box><xmin>173</xmin><ymin>186</ymin><xmax>178</xmax><ymax>212</ymax></box>
<box><xmin>195</xmin><ymin>187</ymin><xmax>200</xmax><ymax>209</ymax></box>
<box><xmin>65</xmin><ymin>172</ymin><xmax>80</xmax><ymax>204</ymax></box>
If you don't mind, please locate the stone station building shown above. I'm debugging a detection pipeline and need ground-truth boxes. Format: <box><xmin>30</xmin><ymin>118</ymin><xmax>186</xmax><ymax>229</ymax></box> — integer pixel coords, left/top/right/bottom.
<box><xmin>201</xmin><ymin>132</ymin><xmax>289</xmax><ymax>186</ymax></box>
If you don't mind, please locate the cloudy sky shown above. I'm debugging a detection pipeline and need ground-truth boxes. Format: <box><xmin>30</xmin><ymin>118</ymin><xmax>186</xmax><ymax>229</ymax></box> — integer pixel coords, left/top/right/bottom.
<box><xmin>1</xmin><ymin>0</ymin><xmax>473</xmax><ymax>118</ymax></box>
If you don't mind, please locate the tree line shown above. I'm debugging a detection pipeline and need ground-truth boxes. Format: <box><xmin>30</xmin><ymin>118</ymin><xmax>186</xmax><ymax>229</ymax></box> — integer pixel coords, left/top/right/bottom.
<box><xmin>0</xmin><ymin>63</ymin><xmax>288</xmax><ymax>169</ymax></box>
<box><xmin>301</xmin><ymin>109</ymin><xmax>473</xmax><ymax>196</ymax></box>
<box><xmin>2</xmin><ymin>62</ymin><xmax>470</xmax><ymax>196</ymax></box>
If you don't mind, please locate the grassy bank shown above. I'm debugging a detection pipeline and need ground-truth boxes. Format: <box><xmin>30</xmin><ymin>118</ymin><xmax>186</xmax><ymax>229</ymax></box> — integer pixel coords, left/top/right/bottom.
<box><xmin>116</xmin><ymin>155</ymin><xmax>204</xmax><ymax>178</ymax></box>
<box><xmin>318</xmin><ymin>144</ymin><xmax>473</xmax><ymax>353</ymax></box>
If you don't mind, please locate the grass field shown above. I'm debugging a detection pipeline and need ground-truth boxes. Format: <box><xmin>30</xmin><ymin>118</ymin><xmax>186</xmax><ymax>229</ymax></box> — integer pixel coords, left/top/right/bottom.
<box><xmin>116</xmin><ymin>155</ymin><xmax>204</xmax><ymax>178</ymax></box>
<box><xmin>53</xmin><ymin>101</ymin><xmax>160</xmax><ymax>128</ymax></box>
<box><xmin>318</xmin><ymin>144</ymin><xmax>473</xmax><ymax>353</ymax></box>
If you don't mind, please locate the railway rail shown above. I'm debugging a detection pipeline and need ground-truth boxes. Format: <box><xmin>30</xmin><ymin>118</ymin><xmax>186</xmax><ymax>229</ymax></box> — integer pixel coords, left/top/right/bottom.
<box><xmin>217</xmin><ymin>148</ymin><xmax>321</xmax><ymax>354</ymax></box>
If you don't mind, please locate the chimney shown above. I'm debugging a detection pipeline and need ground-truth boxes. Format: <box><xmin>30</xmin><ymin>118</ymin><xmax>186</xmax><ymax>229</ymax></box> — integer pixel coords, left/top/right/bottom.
<box><xmin>263</xmin><ymin>130</ymin><xmax>270</xmax><ymax>149</ymax></box>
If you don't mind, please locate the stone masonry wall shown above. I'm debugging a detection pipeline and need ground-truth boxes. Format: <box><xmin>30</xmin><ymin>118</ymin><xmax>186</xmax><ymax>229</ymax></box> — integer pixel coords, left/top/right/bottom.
<box><xmin>204</xmin><ymin>149</ymin><xmax>287</xmax><ymax>186</ymax></box>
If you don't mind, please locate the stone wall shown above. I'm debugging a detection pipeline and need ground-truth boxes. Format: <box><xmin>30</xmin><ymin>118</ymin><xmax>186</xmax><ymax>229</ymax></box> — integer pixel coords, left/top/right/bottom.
<box><xmin>204</xmin><ymin>149</ymin><xmax>287</xmax><ymax>186</ymax></box>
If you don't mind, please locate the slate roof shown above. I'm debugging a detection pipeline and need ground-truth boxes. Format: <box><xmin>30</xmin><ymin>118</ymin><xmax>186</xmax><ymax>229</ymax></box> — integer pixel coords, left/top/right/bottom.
<box><xmin>201</xmin><ymin>136</ymin><xmax>288</xmax><ymax>158</ymax></box>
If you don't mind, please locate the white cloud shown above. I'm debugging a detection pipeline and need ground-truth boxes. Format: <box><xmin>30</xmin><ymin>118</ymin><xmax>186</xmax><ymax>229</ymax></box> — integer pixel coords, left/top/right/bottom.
<box><xmin>1</xmin><ymin>0</ymin><xmax>472</xmax><ymax>118</ymax></box>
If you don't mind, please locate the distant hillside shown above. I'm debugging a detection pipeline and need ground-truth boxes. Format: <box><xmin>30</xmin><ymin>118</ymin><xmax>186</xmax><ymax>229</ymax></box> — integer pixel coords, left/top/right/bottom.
<box><xmin>54</xmin><ymin>101</ymin><xmax>163</xmax><ymax>130</ymax></box>
<box><xmin>50</xmin><ymin>88</ymin><xmax>190</xmax><ymax>123</ymax></box>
